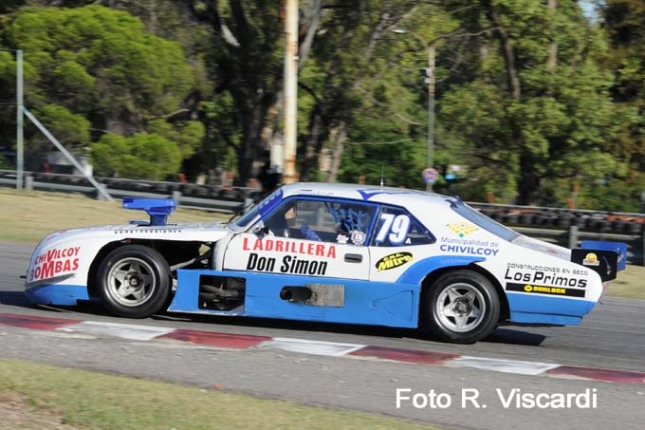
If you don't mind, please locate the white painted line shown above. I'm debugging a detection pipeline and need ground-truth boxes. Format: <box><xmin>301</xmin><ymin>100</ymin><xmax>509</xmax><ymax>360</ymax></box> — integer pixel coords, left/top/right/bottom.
<box><xmin>260</xmin><ymin>337</ymin><xmax>365</xmax><ymax>357</ymax></box>
<box><xmin>450</xmin><ymin>356</ymin><xmax>560</xmax><ymax>376</ymax></box>
<box><xmin>56</xmin><ymin>321</ymin><xmax>176</xmax><ymax>341</ymax></box>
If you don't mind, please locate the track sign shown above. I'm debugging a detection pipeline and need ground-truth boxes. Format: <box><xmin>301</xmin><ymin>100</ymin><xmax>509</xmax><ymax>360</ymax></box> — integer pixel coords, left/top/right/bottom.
<box><xmin>422</xmin><ymin>167</ymin><xmax>439</xmax><ymax>184</ymax></box>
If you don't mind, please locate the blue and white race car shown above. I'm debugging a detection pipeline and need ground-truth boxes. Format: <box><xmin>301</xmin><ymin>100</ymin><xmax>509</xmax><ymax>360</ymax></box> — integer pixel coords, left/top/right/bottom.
<box><xmin>24</xmin><ymin>183</ymin><xmax>627</xmax><ymax>343</ymax></box>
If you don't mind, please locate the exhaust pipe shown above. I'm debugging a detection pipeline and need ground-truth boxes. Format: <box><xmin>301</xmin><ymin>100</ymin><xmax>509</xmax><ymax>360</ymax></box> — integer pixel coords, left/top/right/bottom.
<box><xmin>280</xmin><ymin>286</ymin><xmax>312</xmax><ymax>302</ymax></box>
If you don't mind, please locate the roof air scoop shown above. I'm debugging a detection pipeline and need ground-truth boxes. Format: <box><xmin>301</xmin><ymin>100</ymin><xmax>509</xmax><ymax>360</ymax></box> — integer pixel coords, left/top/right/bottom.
<box><xmin>122</xmin><ymin>198</ymin><xmax>176</xmax><ymax>226</ymax></box>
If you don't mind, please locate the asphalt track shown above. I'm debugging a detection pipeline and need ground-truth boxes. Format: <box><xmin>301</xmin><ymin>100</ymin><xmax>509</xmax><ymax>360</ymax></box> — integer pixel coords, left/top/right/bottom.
<box><xmin>1</xmin><ymin>242</ymin><xmax>645</xmax><ymax>429</ymax></box>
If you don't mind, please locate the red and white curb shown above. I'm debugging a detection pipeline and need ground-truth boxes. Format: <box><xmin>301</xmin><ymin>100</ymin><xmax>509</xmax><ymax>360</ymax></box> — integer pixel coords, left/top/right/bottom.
<box><xmin>1</xmin><ymin>313</ymin><xmax>644</xmax><ymax>385</ymax></box>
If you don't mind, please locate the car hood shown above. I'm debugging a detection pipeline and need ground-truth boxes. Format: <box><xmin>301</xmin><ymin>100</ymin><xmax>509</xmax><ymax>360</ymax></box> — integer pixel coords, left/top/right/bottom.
<box><xmin>40</xmin><ymin>221</ymin><xmax>234</xmax><ymax>244</ymax></box>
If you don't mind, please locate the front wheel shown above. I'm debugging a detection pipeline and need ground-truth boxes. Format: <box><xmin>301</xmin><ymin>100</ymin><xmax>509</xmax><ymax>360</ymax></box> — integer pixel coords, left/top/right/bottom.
<box><xmin>422</xmin><ymin>269</ymin><xmax>500</xmax><ymax>344</ymax></box>
<box><xmin>97</xmin><ymin>245</ymin><xmax>171</xmax><ymax>318</ymax></box>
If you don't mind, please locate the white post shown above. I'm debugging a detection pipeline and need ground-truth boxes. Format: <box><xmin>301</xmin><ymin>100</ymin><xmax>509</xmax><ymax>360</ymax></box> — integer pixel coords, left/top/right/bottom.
<box><xmin>23</xmin><ymin>107</ymin><xmax>113</xmax><ymax>201</ymax></box>
<box><xmin>16</xmin><ymin>49</ymin><xmax>24</xmax><ymax>190</ymax></box>
<box><xmin>282</xmin><ymin>0</ymin><xmax>299</xmax><ymax>184</ymax></box>
<box><xmin>426</xmin><ymin>44</ymin><xmax>435</xmax><ymax>192</ymax></box>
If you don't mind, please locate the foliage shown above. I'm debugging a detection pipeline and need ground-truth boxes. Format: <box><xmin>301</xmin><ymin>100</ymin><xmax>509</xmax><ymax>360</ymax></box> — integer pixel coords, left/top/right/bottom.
<box><xmin>0</xmin><ymin>1</ymin><xmax>644</xmax><ymax>211</ymax></box>
<box><xmin>0</xmin><ymin>5</ymin><xmax>197</xmax><ymax>178</ymax></box>
<box><xmin>438</xmin><ymin>0</ymin><xmax>622</xmax><ymax>206</ymax></box>
<box><xmin>91</xmin><ymin>133</ymin><xmax>182</xmax><ymax>180</ymax></box>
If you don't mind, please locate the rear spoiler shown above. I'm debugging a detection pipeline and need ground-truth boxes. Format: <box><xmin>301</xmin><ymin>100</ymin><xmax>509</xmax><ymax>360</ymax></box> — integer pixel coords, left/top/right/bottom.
<box><xmin>571</xmin><ymin>240</ymin><xmax>627</xmax><ymax>282</ymax></box>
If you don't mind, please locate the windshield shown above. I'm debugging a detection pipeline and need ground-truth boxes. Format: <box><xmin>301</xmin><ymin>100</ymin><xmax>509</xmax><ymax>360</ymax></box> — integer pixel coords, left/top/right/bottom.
<box><xmin>232</xmin><ymin>205</ymin><xmax>259</xmax><ymax>228</ymax></box>
<box><xmin>449</xmin><ymin>198</ymin><xmax>520</xmax><ymax>242</ymax></box>
<box><xmin>232</xmin><ymin>186</ymin><xmax>284</xmax><ymax>228</ymax></box>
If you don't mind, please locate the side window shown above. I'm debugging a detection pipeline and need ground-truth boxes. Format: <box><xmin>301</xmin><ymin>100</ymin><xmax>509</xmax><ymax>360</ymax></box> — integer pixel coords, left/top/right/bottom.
<box><xmin>371</xmin><ymin>206</ymin><xmax>435</xmax><ymax>247</ymax></box>
<box><xmin>260</xmin><ymin>199</ymin><xmax>375</xmax><ymax>245</ymax></box>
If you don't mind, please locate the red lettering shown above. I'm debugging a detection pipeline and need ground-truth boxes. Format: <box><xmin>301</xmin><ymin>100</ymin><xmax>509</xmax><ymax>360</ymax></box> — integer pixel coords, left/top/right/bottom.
<box><xmin>41</xmin><ymin>261</ymin><xmax>55</xmax><ymax>279</ymax></box>
<box><xmin>46</xmin><ymin>249</ymin><xmax>57</xmax><ymax>262</ymax></box>
<box><xmin>72</xmin><ymin>258</ymin><xmax>79</xmax><ymax>271</ymax></box>
<box><xmin>276</xmin><ymin>240</ymin><xmax>284</xmax><ymax>252</ymax></box>
<box><xmin>243</xmin><ymin>237</ymin><xmax>250</xmax><ymax>250</ymax></box>
<box><xmin>316</xmin><ymin>244</ymin><xmax>324</xmax><ymax>256</ymax></box>
<box><xmin>307</xmin><ymin>243</ymin><xmax>314</xmax><ymax>255</ymax></box>
<box><xmin>253</xmin><ymin>239</ymin><xmax>263</xmax><ymax>251</ymax></box>
<box><xmin>63</xmin><ymin>259</ymin><xmax>71</xmax><ymax>272</ymax></box>
<box><xmin>265</xmin><ymin>239</ymin><xmax>273</xmax><ymax>251</ymax></box>
<box><xmin>327</xmin><ymin>246</ymin><xmax>336</xmax><ymax>259</ymax></box>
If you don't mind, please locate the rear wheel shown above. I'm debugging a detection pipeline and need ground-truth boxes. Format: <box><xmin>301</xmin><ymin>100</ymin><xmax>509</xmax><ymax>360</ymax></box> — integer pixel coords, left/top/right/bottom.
<box><xmin>97</xmin><ymin>245</ymin><xmax>171</xmax><ymax>318</ymax></box>
<box><xmin>423</xmin><ymin>270</ymin><xmax>500</xmax><ymax>344</ymax></box>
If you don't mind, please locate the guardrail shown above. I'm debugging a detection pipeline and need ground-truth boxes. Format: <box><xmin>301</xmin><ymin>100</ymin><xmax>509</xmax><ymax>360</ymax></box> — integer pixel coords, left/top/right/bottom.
<box><xmin>0</xmin><ymin>170</ymin><xmax>255</xmax><ymax>213</ymax></box>
<box><xmin>1</xmin><ymin>170</ymin><xmax>643</xmax><ymax>265</ymax></box>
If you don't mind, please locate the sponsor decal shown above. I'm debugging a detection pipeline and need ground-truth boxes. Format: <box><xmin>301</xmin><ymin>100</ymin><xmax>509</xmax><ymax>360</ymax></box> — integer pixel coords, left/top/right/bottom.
<box><xmin>583</xmin><ymin>253</ymin><xmax>600</xmax><ymax>266</ymax></box>
<box><xmin>446</xmin><ymin>222</ymin><xmax>478</xmax><ymax>238</ymax></box>
<box><xmin>114</xmin><ymin>228</ymin><xmax>182</xmax><ymax>234</ymax></box>
<box><xmin>257</xmin><ymin>188</ymin><xmax>283</xmax><ymax>217</ymax></box>
<box><xmin>440</xmin><ymin>243</ymin><xmax>499</xmax><ymax>257</ymax></box>
<box><xmin>29</xmin><ymin>246</ymin><xmax>81</xmax><ymax>282</ymax></box>
<box><xmin>439</xmin><ymin>224</ymin><xmax>499</xmax><ymax>257</ymax></box>
<box><xmin>242</xmin><ymin>237</ymin><xmax>336</xmax><ymax>259</ymax></box>
<box><xmin>375</xmin><ymin>252</ymin><xmax>413</xmax><ymax>271</ymax></box>
<box><xmin>351</xmin><ymin>230</ymin><xmax>366</xmax><ymax>245</ymax></box>
<box><xmin>504</xmin><ymin>262</ymin><xmax>587</xmax><ymax>288</ymax></box>
<box><xmin>246</xmin><ymin>253</ymin><xmax>328</xmax><ymax>275</ymax></box>
<box><xmin>506</xmin><ymin>282</ymin><xmax>585</xmax><ymax>298</ymax></box>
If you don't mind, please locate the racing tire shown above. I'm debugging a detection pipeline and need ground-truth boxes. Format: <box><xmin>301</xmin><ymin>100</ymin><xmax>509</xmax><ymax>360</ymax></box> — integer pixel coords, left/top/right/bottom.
<box><xmin>422</xmin><ymin>270</ymin><xmax>500</xmax><ymax>344</ymax></box>
<box><xmin>97</xmin><ymin>245</ymin><xmax>171</xmax><ymax>319</ymax></box>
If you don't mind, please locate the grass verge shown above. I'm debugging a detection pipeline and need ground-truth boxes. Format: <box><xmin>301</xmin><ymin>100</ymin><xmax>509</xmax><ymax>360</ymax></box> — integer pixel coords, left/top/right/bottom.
<box><xmin>0</xmin><ymin>188</ymin><xmax>226</xmax><ymax>244</ymax></box>
<box><xmin>0</xmin><ymin>360</ymin><xmax>434</xmax><ymax>430</ymax></box>
<box><xmin>607</xmin><ymin>264</ymin><xmax>645</xmax><ymax>300</ymax></box>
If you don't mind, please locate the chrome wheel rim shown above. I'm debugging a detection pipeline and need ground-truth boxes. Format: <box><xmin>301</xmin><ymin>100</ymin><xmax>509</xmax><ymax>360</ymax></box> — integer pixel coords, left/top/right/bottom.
<box><xmin>435</xmin><ymin>283</ymin><xmax>486</xmax><ymax>333</ymax></box>
<box><xmin>106</xmin><ymin>257</ymin><xmax>156</xmax><ymax>307</ymax></box>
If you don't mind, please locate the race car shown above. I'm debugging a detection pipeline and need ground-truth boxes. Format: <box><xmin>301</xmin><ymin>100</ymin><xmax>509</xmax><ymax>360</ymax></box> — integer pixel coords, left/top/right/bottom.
<box><xmin>23</xmin><ymin>183</ymin><xmax>627</xmax><ymax>344</ymax></box>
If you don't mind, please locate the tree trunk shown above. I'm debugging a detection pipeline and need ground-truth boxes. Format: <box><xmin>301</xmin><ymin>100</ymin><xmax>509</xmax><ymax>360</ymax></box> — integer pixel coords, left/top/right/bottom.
<box><xmin>486</xmin><ymin>1</ymin><xmax>521</xmax><ymax>99</ymax></box>
<box><xmin>300</xmin><ymin>110</ymin><xmax>324</xmax><ymax>180</ymax></box>
<box><xmin>326</xmin><ymin>122</ymin><xmax>347</xmax><ymax>183</ymax></box>
<box><xmin>485</xmin><ymin>0</ymin><xmax>545</xmax><ymax>205</ymax></box>
<box><xmin>236</xmin><ymin>105</ymin><xmax>264</xmax><ymax>185</ymax></box>
<box><xmin>325</xmin><ymin>12</ymin><xmax>391</xmax><ymax>182</ymax></box>
<box><xmin>517</xmin><ymin>153</ymin><xmax>540</xmax><ymax>205</ymax></box>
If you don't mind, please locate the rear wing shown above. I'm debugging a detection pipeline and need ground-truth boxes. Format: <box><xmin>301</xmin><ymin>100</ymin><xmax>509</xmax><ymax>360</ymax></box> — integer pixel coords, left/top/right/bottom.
<box><xmin>571</xmin><ymin>240</ymin><xmax>628</xmax><ymax>282</ymax></box>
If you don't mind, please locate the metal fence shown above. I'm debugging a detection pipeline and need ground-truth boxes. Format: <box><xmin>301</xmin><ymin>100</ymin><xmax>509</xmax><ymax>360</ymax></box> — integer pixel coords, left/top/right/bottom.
<box><xmin>1</xmin><ymin>169</ymin><xmax>644</xmax><ymax>265</ymax></box>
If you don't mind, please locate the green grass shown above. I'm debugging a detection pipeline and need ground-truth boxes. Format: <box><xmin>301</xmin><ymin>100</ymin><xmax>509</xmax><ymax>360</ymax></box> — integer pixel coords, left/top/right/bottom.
<box><xmin>0</xmin><ymin>360</ymin><xmax>435</xmax><ymax>430</ymax></box>
<box><xmin>608</xmin><ymin>264</ymin><xmax>645</xmax><ymax>300</ymax></box>
<box><xmin>0</xmin><ymin>188</ymin><xmax>227</xmax><ymax>244</ymax></box>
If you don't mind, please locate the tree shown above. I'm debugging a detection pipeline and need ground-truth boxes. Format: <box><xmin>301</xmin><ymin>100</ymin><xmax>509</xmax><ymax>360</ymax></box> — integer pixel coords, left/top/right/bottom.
<box><xmin>91</xmin><ymin>133</ymin><xmax>182</xmax><ymax>180</ymax></box>
<box><xmin>439</xmin><ymin>0</ymin><xmax>620</xmax><ymax>206</ymax></box>
<box><xmin>597</xmin><ymin>0</ymin><xmax>645</xmax><ymax>211</ymax></box>
<box><xmin>0</xmin><ymin>5</ymin><xmax>203</xmax><ymax>178</ymax></box>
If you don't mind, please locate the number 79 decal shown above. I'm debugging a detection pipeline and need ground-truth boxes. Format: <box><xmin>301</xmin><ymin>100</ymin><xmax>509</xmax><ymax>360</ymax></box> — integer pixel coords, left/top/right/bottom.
<box><xmin>374</xmin><ymin>213</ymin><xmax>411</xmax><ymax>245</ymax></box>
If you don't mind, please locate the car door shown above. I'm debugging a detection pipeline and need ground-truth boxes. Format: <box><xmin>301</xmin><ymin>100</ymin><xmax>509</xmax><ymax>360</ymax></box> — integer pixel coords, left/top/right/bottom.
<box><xmin>222</xmin><ymin>197</ymin><xmax>374</xmax><ymax>280</ymax></box>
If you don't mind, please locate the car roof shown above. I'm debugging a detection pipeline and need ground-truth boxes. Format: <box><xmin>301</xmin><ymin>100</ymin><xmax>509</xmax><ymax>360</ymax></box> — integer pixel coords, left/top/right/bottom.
<box><xmin>280</xmin><ymin>182</ymin><xmax>452</xmax><ymax>209</ymax></box>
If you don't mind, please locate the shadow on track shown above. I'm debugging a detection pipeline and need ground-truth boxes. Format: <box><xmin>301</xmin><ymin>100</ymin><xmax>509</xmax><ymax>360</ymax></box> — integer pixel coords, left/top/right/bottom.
<box><xmin>0</xmin><ymin>291</ymin><xmax>31</xmax><ymax>307</ymax></box>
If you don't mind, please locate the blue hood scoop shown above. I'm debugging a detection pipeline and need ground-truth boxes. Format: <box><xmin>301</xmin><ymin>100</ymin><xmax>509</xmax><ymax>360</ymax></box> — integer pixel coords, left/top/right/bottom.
<box><xmin>122</xmin><ymin>198</ymin><xmax>176</xmax><ymax>226</ymax></box>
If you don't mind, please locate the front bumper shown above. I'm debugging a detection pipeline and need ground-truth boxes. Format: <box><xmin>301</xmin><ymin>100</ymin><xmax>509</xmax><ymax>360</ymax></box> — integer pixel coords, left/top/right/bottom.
<box><xmin>25</xmin><ymin>284</ymin><xmax>89</xmax><ymax>306</ymax></box>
